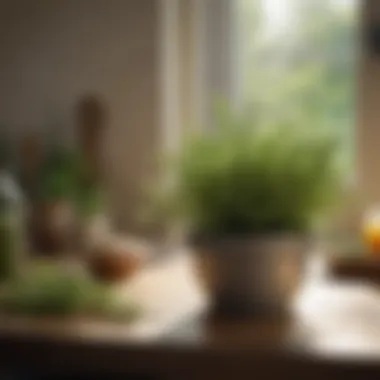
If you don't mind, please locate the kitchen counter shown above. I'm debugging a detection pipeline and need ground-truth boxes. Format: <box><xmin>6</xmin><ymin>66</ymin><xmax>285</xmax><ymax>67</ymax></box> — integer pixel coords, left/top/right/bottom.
<box><xmin>1</xmin><ymin>253</ymin><xmax>380</xmax><ymax>379</ymax></box>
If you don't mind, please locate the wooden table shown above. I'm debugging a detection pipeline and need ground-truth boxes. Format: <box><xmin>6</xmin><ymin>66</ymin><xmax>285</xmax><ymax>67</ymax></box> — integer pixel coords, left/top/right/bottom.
<box><xmin>2</xmin><ymin>253</ymin><xmax>380</xmax><ymax>379</ymax></box>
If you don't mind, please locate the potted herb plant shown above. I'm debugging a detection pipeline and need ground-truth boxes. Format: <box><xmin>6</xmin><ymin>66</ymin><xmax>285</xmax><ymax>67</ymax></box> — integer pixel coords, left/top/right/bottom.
<box><xmin>151</xmin><ymin>112</ymin><xmax>342</xmax><ymax>316</ymax></box>
<box><xmin>30</xmin><ymin>146</ymin><xmax>78</xmax><ymax>254</ymax></box>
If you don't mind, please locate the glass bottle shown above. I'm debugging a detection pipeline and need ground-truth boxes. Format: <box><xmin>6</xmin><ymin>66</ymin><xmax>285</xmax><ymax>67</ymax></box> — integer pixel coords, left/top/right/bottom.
<box><xmin>0</xmin><ymin>170</ymin><xmax>25</xmax><ymax>280</ymax></box>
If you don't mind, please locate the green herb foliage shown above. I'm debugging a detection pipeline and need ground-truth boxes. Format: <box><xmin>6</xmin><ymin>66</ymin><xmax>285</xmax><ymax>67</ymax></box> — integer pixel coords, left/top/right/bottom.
<box><xmin>37</xmin><ymin>147</ymin><xmax>104</xmax><ymax>218</ymax></box>
<box><xmin>0</xmin><ymin>263</ymin><xmax>140</xmax><ymax>321</ymax></box>
<box><xmin>151</xmin><ymin>109</ymin><xmax>343</xmax><ymax>236</ymax></box>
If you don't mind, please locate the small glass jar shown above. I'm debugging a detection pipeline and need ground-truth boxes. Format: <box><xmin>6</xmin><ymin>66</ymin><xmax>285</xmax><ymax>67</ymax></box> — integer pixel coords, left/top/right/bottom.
<box><xmin>0</xmin><ymin>170</ymin><xmax>25</xmax><ymax>280</ymax></box>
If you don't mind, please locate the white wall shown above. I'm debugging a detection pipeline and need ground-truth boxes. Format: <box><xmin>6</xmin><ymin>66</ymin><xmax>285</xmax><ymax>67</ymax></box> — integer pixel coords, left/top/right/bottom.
<box><xmin>0</xmin><ymin>0</ymin><xmax>160</xmax><ymax>229</ymax></box>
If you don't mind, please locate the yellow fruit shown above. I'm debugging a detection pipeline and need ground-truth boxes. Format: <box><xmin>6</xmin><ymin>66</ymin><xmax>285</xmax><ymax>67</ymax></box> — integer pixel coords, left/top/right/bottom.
<box><xmin>364</xmin><ymin>222</ymin><xmax>380</xmax><ymax>257</ymax></box>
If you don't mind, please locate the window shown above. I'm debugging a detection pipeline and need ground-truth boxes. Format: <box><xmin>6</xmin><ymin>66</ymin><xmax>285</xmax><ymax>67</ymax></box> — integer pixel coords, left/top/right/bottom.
<box><xmin>236</xmin><ymin>0</ymin><xmax>359</xmax><ymax>167</ymax></box>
